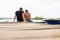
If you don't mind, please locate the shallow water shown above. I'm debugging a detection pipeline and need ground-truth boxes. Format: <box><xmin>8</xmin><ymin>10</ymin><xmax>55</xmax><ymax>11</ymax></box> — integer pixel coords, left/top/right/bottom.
<box><xmin>0</xmin><ymin>19</ymin><xmax>43</xmax><ymax>22</ymax></box>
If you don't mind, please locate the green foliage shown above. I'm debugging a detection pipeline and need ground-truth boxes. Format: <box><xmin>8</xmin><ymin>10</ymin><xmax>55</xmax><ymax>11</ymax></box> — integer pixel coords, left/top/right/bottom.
<box><xmin>31</xmin><ymin>16</ymin><xmax>44</xmax><ymax>20</ymax></box>
<box><xmin>56</xmin><ymin>18</ymin><xmax>60</xmax><ymax>20</ymax></box>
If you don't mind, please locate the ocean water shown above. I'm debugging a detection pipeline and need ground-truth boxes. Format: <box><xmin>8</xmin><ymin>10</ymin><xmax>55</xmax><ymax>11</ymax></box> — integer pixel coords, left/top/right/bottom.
<box><xmin>0</xmin><ymin>19</ymin><xmax>14</xmax><ymax>22</ymax></box>
<box><xmin>0</xmin><ymin>19</ymin><xmax>43</xmax><ymax>22</ymax></box>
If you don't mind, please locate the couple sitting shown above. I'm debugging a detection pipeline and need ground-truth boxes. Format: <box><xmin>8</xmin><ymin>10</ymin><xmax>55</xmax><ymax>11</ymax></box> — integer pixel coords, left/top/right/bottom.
<box><xmin>14</xmin><ymin>7</ymin><xmax>31</xmax><ymax>22</ymax></box>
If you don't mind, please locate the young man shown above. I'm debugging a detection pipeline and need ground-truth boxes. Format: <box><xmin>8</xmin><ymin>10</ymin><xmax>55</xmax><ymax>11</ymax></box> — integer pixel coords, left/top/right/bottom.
<box><xmin>14</xmin><ymin>8</ymin><xmax>26</xmax><ymax>22</ymax></box>
<box><xmin>24</xmin><ymin>10</ymin><xmax>32</xmax><ymax>22</ymax></box>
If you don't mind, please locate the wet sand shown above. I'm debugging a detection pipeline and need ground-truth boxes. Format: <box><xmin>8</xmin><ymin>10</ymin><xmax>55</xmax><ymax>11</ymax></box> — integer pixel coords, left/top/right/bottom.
<box><xmin>0</xmin><ymin>22</ymin><xmax>60</xmax><ymax>40</ymax></box>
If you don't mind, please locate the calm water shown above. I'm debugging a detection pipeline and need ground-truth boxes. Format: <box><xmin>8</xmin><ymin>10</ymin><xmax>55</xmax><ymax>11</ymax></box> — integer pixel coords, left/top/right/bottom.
<box><xmin>0</xmin><ymin>19</ymin><xmax>43</xmax><ymax>22</ymax></box>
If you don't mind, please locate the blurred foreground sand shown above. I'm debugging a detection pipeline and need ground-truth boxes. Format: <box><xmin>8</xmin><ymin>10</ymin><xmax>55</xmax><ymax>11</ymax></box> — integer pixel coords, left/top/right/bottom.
<box><xmin>0</xmin><ymin>22</ymin><xmax>60</xmax><ymax>40</ymax></box>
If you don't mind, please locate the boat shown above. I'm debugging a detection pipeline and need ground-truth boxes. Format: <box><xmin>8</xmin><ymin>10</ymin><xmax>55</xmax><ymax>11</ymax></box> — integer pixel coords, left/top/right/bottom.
<box><xmin>44</xmin><ymin>19</ymin><xmax>60</xmax><ymax>24</ymax></box>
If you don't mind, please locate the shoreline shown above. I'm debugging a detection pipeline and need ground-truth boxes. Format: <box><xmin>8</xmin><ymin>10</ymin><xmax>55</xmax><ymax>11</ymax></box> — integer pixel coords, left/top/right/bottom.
<box><xmin>0</xmin><ymin>22</ymin><xmax>60</xmax><ymax>40</ymax></box>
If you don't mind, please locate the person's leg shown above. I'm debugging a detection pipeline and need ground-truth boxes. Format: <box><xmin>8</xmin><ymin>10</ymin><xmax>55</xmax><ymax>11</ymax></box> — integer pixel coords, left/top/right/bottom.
<box><xmin>27</xmin><ymin>18</ymin><xmax>33</xmax><ymax>22</ymax></box>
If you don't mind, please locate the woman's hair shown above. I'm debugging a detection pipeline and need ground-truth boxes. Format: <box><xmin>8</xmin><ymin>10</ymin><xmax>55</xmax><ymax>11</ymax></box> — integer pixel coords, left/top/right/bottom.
<box><xmin>25</xmin><ymin>10</ymin><xmax>28</xmax><ymax>12</ymax></box>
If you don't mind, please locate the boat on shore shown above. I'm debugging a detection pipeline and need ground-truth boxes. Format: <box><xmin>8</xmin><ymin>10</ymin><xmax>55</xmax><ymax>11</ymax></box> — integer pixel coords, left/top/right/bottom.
<box><xmin>44</xmin><ymin>19</ymin><xmax>60</xmax><ymax>24</ymax></box>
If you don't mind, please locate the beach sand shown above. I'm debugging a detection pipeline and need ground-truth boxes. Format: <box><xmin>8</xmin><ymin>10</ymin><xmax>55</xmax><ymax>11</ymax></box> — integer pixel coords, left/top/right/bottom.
<box><xmin>0</xmin><ymin>22</ymin><xmax>60</xmax><ymax>40</ymax></box>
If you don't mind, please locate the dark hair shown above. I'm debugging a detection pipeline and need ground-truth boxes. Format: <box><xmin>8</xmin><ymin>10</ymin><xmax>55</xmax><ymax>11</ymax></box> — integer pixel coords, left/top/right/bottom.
<box><xmin>19</xmin><ymin>7</ymin><xmax>23</xmax><ymax>11</ymax></box>
<box><xmin>25</xmin><ymin>10</ymin><xmax>28</xmax><ymax>12</ymax></box>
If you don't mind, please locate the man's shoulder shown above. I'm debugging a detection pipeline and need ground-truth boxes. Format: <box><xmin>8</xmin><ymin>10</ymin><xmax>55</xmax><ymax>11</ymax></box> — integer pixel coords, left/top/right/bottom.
<box><xmin>16</xmin><ymin>10</ymin><xmax>20</xmax><ymax>12</ymax></box>
<box><xmin>15</xmin><ymin>10</ymin><xmax>24</xmax><ymax>13</ymax></box>
<box><xmin>15</xmin><ymin>10</ymin><xmax>20</xmax><ymax>13</ymax></box>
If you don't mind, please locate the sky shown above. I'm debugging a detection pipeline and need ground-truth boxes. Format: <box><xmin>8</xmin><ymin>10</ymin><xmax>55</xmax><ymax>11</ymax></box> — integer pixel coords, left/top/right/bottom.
<box><xmin>0</xmin><ymin>0</ymin><xmax>60</xmax><ymax>18</ymax></box>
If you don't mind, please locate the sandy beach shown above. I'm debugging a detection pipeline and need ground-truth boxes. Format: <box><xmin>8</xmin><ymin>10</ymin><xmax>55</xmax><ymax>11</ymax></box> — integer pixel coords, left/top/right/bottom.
<box><xmin>0</xmin><ymin>22</ymin><xmax>60</xmax><ymax>40</ymax></box>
